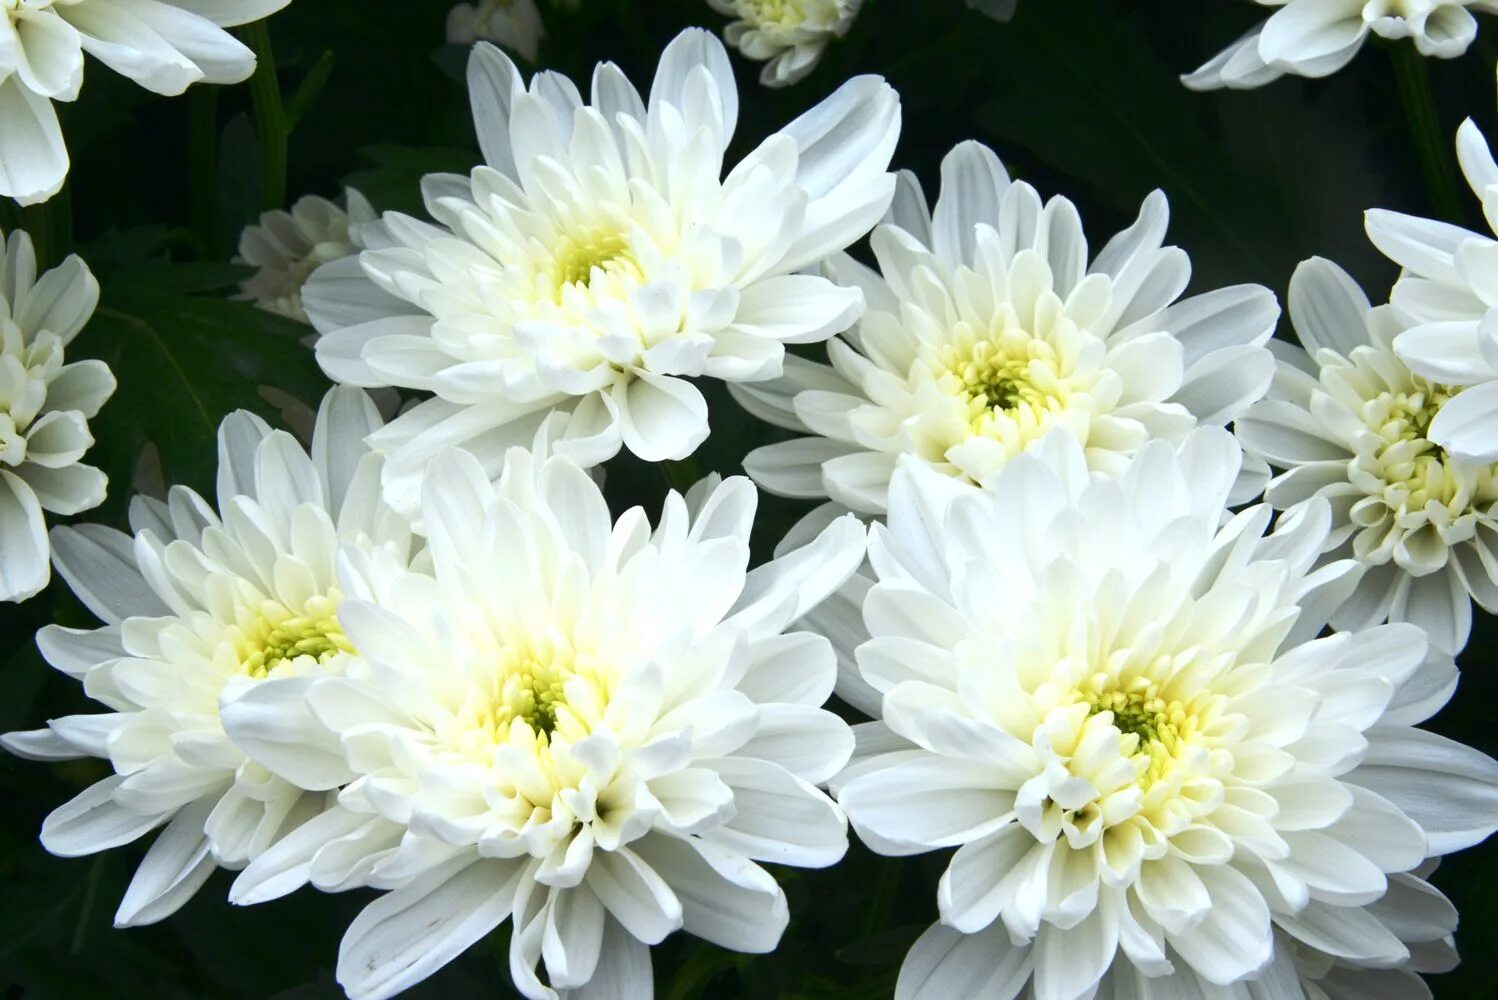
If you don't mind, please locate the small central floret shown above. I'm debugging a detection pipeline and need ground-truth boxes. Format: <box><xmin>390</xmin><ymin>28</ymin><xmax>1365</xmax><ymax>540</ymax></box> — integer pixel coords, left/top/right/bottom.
<box><xmin>550</xmin><ymin>229</ymin><xmax>640</xmax><ymax>300</ymax></box>
<box><xmin>1352</xmin><ymin>369</ymin><xmax>1498</xmax><ymax>512</ymax></box>
<box><xmin>1083</xmin><ymin>688</ymin><xmax>1196</xmax><ymax>787</ymax></box>
<box><xmin>938</xmin><ymin>328</ymin><xmax>1067</xmax><ymax>434</ymax></box>
<box><xmin>239</xmin><ymin>594</ymin><xmax>353</xmax><ymax>679</ymax></box>
<box><xmin>449</xmin><ymin>638</ymin><xmax>612</xmax><ymax>764</ymax></box>
<box><xmin>739</xmin><ymin>0</ymin><xmax>813</xmax><ymax>28</ymax></box>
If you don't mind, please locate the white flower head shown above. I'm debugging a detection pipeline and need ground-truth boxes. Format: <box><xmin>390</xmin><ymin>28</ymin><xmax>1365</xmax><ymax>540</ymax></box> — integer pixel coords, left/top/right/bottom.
<box><xmin>237</xmin><ymin>189</ymin><xmax>379</xmax><ymax>324</ymax></box>
<box><xmin>736</xmin><ymin>140</ymin><xmax>1279</xmax><ymax>516</ymax></box>
<box><xmin>304</xmin><ymin>28</ymin><xmax>900</xmax><ymax>514</ymax></box>
<box><xmin>835</xmin><ymin>428</ymin><xmax>1498</xmax><ymax>999</ymax></box>
<box><xmin>0</xmin><ymin>0</ymin><xmax>292</xmax><ymax>205</ymax></box>
<box><xmin>446</xmin><ymin>0</ymin><xmax>545</xmax><ymax>63</ymax></box>
<box><xmin>0</xmin><ymin>387</ymin><xmax>419</xmax><ymax>927</ymax></box>
<box><xmin>707</xmin><ymin>0</ymin><xmax>863</xmax><ymax>88</ymax></box>
<box><xmin>1236</xmin><ymin>257</ymin><xmax>1498</xmax><ymax>655</ymax></box>
<box><xmin>220</xmin><ymin>446</ymin><xmax>868</xmax><ymax>1000</ymax></box>
<box><xmin>1185</xmin><ymin>0</ymin><xmax>1488</xmax><ymax>90</ymax></box>
<box><xmin>1367</xmin><ymin>118</ymin><xmax>1498</xmax><ymax>464</ymax></box>
<box><xmin>0</xmin><ymin>228</ymin><xmax>113</xmax><ymax>603</ymax></box>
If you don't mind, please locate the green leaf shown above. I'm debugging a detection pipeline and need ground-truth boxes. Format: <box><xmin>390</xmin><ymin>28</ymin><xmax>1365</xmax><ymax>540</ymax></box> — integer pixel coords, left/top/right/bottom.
<box><xmin>69</xmin><ymin>249</ymin><xmax>329</xmax><ymax>522</ymax></box>
<box><xmin>344</xmin><ymin>144</ymin><xmax>479</xmax><ymax>216</ymax></box>
<box><xmin>285</xmin><ymin>50</ymin><xmax>337</xmax><ymax>131</ymax></box>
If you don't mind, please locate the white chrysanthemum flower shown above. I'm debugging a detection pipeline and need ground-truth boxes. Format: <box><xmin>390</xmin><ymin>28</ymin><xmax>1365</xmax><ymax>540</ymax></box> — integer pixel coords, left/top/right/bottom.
<box><xmin>706</xmin><ymin>0</ymin><xmax>862</xmax><ymax>87</ymax></box>
<box><xmin>1185</xmin><ymin>0</ymin><xmax>1489</xmax><ymax>90</ymax></box>
<box><xmin>303</xmin><ymin>28</ymin><xmax>899</xmax><ymax>514</ymax></box>
<box><xmin>834</xmin><ymin>429</ymin><xmax>1498</xmax><ymax>999</ymax></box>
<box><xmin>1366</xmin><ymin>118</ymin><xmax>1498</xmax><ymax>464</ymax></box>
<box><xmin>446</xmin><ymin>0</ymin><xmax>545</xmax><ymax>62</ymax></box>
<box><xmin>0</xmin><ymin>0</ymin><xmax>292</xmax><ymax>205</ymax></box>
<box><xmin>1236</xmin><ymin>257</ymin><xmax>1497</xmax><ymax>656</ymax></box>
<box><xmin>0</xmin><ymin>228</ymin><xmax>113</xmax><ymax>603</ymax></box>
<box><xmin>218</xmin><ymin>446</ymin><xmax>866</xmax><ymax>1000</ymax></box>
<box><xmin>735</xmin><ymin>141</ymin><xmax>1279</xmax><ymax>516</ymax></box>
<box><xmin>0</xmin><ymin>387</ymin><xmax>419</xmax><ymax>927</ymax></box>
<box><xmin>237</xmin><ymin>189</ymin><xmax>378</xmax><ymax>324</ymax></box>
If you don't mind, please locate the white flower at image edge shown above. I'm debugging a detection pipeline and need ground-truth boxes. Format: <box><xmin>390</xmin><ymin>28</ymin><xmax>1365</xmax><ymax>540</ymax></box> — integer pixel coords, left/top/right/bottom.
<box><xmin>237</xmin><ymin>188</ymin><xmax>378</xmax><ymax>324</ymax></box>
<box><xmin>706</xmin><ymin>0</ymin><xmax>863</xmax><ymax>88</ymax></box>
<box><xmin>218</xmin><ymin>447</ymin><xmax>868</xmax><ymax>999</ymax></box>
<box><xmin>0</xmin><ymin>227</ymin><xmax>113</xmax><ymax>603</ymax></box>
<box><xmin>834</xmin><ymin>430</ymin><xmax>1498</xmax><ymax>999</ymax></box>
<box><xmin>1236</xmin><ymin>257</ymin><xmax>1498</xmax><ymax>656</ymax></box>
<box><xmin>734</xmin><ymin>140</ymin><xmax>1278</xmax><ymax>515</ymax></box>
<box><xmin>1184</xmin><ymin>0</ymin><xmax>1492</xmax><ymax>90</ymax></box>
<box><xmin>1367</xmin><ymin>118</ymin><xmax>1498</xmax><ymax>464</ymax></box>
<box><xmin>0</xmin><ymin>0</ymin><xmax>293</xmax><ymax>205</ymax></box>
<box><xmin>0</xmin><ymin>387</ymin><xmax>419</xmax><ymax>926</ymax></box>
<box><xmin>303</xmin><ymin>28</ymin><xmax>900</xmax><ymax>514</ymax></box>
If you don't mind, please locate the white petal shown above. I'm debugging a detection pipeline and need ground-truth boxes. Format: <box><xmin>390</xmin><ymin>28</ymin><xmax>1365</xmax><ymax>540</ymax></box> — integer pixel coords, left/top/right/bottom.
<box><xmin>0</xmin><ymin>469</ymin><xmax>48</xmax><ymax>602</ymax></box>
<box><xmin>114</xmin><ymin>795</ymin><xmax>216</xmax><ymax>926</ymax></box>
<box><xmin>1350</xmin><ymin>725</ymin><xmax>1498</xmax><ymax>854</ymax></box>
<box><xmin>40</xmin><ymin>773</ymin><xmax>169</xmax><ymax>856</ymax></box>
<box><xmin>0</xmin><ymin>74</ymin><xmax>66</xmax><ymax>206</ymax></box>
<box><xmin>630</xmin><ymin>834</ymin><xmax>787</xmax><ymax>953</ymax></box>
<box><xmin>336</xmin><ymin>858</ymin><xmax>521</xmax><ymax>1000</ymax></box>
<box><xmin>1288</xmin><ymin>257</ymin><xmax>1371</xmax><ymax>356</ymax></box>
<box><xmin>1427</xmin><ymin>379</ymin><xmax>1498</xmax><ymax>463</ymax></box>
<box><xmin>895</xmin><ymin>921</ymin><xmax>1032</xmax><ymax>1000</ymax></box>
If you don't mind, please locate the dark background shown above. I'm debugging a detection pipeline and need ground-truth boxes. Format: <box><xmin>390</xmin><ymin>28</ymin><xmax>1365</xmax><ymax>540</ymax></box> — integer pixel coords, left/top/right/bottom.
<box><xmin>1</xmin><ymin>0</ymin><xmax>1494</xmax><ymax>996</ymax></box>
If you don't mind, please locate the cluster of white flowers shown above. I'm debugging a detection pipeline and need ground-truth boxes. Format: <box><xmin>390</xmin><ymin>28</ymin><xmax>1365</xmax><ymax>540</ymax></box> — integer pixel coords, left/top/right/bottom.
<box><xmin>1188</xmin><ymin>0</ymin><xmax>1494</xmax><ymax>89</ymax></box>
<box><xmin>4</xmin><ymin>13</ymin><xmax>1498</xmax><ymax>1000</ymax></box>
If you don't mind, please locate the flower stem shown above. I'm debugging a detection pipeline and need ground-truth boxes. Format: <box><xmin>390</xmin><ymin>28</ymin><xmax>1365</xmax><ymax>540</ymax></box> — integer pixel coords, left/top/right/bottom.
<box><xmin>661</xmin><ymin>457</ymin><xmax>702</xmax><ymax>494</ymax></box>
<box><xmin>19</xmin><ymin>183</ymin><xmax>71</xmax><ymax>268</ymax></box>
<box><xmin>1391</xmin><ymin>41</ymin><xmax>1464</xmax><ymax>223</ymax></box>
<box><xmin>240</xmin><ymin>21</ymin><xmax>288</xmax><ymax>211</ymax></box>
<box><xmin>188</xmin><ymin>86</ymin><xmax>218</xmax><ymax>257</ymax></box>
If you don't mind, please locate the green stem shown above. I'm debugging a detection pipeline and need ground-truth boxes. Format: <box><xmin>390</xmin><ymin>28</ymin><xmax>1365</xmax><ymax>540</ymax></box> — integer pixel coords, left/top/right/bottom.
<box><xmin>661</xmin><ymin>457</ymin><xmax>702</xmax><ymax>494</ymax></box>
<box><xmin>19</xmin><ymin>183</ymin><xmax>71</xmax><ymax>269</ymax></box>
<box><xmin>188</xmin><ymin>86</ymin><xmax>218</xmax><ymax>257</ymax></box>
<box><xmin>69</xmin><ymin>855</ymin><xmax>105</xmax><ymax>956</ymax></box>
<box><xmin>1391</xmin><ymin>42</ymin><xmax>1464</xmax><ymax>223</ymax></box>
<box><xmin>240</xmin><ymin>21</ymin><xmax>287</xmax><ymax>211</ymax></box>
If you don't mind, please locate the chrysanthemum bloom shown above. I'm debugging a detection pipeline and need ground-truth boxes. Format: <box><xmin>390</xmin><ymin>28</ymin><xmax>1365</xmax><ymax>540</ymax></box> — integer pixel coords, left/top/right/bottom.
<box><xmin>835</xmin><ymin>429</ymin><xmax>1498</xmax><ymax>999</ymax></box>
<box><xmin>447</xmin><ymin>0</ymin><xmax>545</xmax><ymax>63</ymax></box>
<box><xmin>0</xmin><ymin>0</ymin><xmax>292</xmax><ymax>205</ymax></box>
<box><xmin>735</xmin><ymin>141</ymin><xmax>1278</xmax><ymax>516</ymax></box>
<box><xmin>1366</xmin><ymin>119</ymin><xmax>1498</xmax><ymax>464</ymax></box>
<box><xmin>0</xmin><ymin>387</ymin><xmax>418</xmax><ymax>926</ymax></box>
<box><xmin>304</xmin><ymin>28</ymin><xmax>899</xmax><ymax>514</ymax></box>
<box><xmin>0</xmin><ymin>228</ymin><xmax>113</xmax><ymax>603</ymax></box>
<box><xmin>218</xmin><ymin>446</ymin><xmax>866</xmax><ymax>999</ymax></box>
<box><xmin>706</xmin><ymin>0</ymin><xmax>863</xmax><ymax>87</ymax></box>
<box><xmin>1185</xmin><ymin>0</ymin><xmax>1491</xmax><ymax>90</ymax></box>
<box><xmin>237</xmin><ymin>189</ymin><xmax>378</xmax><ymax>324</ymax></box>
<box><xmin>1235</xmin><ymin>257</ymin><xmax>1497</xmax><ymax>655</ymax></box>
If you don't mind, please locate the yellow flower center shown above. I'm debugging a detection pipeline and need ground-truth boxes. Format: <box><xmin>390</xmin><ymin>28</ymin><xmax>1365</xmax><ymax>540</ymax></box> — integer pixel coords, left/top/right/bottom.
<box><xmin>939</xmin><ymin>329</ymin><xmax>1070</xmax><ymax>436</ymax></box>
<box><xmin>739</xmin><ymin>0</ymin><xmax>812</xmax><ymax>27</ymax></box>
<box><xmin>238</xmin><ymin>593</ymin><xmax>353</xmax><ymax>680</ymax></box>
<box><xmin>1083</xmin><ymin>688</ymin><xmax>1201</xmax><ymax>788</ymax></box>
<box><xmin>1357</xmin><ymin>376</ymin><xmax>1498</xmax><ymax>511</ymax></box>
<box><xmin>445</xmin><ymin>638</ymin><xmax>614</xmax><ymax>764</ymax></box>
<box><xmin>549</xmin><ymin>229</ymin><xmax>640</xmax><ymax>302</ymax></box>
